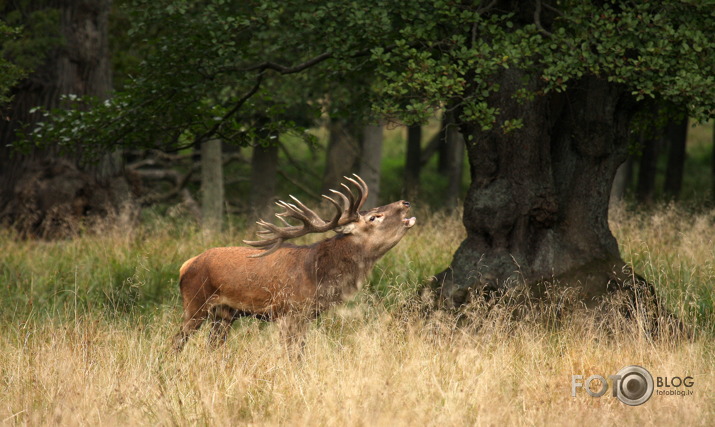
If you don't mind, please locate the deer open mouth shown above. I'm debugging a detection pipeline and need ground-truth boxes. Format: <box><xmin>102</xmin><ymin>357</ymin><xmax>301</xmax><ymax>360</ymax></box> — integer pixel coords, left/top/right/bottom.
<box><xmin>403</xmin><ymin>217</ymin><xmax>416</xmax><ymax>228</ymax></box>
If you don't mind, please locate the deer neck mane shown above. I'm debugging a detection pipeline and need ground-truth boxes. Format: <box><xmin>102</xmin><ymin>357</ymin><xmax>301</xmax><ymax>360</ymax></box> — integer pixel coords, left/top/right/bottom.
<box><xmin>311</xmin><ymin>233</ymin><xmax>379</xmax><ymax>294</ymax></box>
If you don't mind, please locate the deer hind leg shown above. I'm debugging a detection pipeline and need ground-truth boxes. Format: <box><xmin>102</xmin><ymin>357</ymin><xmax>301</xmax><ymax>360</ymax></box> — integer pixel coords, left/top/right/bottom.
<box><xmin>208</xmin><ymin>305</ymin><xmax>238</xmax><ymax>348</ymax></box>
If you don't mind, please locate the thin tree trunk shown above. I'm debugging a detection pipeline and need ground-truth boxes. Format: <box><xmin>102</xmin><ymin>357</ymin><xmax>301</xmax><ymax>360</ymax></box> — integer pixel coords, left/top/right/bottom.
<box><xmin>250</xmin><ymin>143</ymin><xmax>278</xmax><ymax>220</ymax></box>
<box><xmin>663</xmin><ymin>116</ymin><xmax>688</xmax><ymax>199</ymax></box>
<box><xmin>712</xmin><ymin>123</ymin><xmax>715</xmax><ymax>201</ymax></box>
<box><xmin>437</xmin><ymin>114</ymin><xmax>450</xmax><ymax>173</ymax></box>
<box><xmin>359</xmin><ymin>123</ymin><xmax>383</xmax><ymax>208</ymax></box>
<box><xmin>322</xmin><ymin>119</ymin><xmax>361</xmax><ymax>193</ymax></box>
<box><xmin>404</xmin><ymin>124</ymin><xmax>421</xmax><ymax>200</ymax></box>
<box><xmin>201</xmin><ymin>139</ymin><xmax>224</xmax><ymax>231</ymax></box>
<box><xmin>636</xmin><ymin>135</ymin><xmax>659</xmax><ymax>204</ymax></box>
<box><xmin>444</xmin><ymin>112</ymin><xmax>464</xmax><ymax>211</ymax></box>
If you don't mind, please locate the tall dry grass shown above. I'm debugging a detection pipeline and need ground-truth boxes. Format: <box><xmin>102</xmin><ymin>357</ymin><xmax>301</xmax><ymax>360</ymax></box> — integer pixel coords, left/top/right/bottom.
<box><xmin>0</xmin><ymin>205</ymin><xmax>713</xmax><ymax>425</ymax></box>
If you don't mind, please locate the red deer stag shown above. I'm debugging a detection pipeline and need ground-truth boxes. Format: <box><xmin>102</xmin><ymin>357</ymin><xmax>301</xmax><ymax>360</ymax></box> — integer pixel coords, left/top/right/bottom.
<box><xmin>173</xmin><ymin>175</ymin><xmax>416</xmax><ymax>352</ymax></box>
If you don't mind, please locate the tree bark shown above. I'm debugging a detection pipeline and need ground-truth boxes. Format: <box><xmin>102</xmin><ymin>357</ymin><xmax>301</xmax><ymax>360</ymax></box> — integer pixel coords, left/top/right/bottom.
<box><xmin>404</xmin><ymin>124</ymin><xmax>421</xmax><ymax>200</ymax></box>
<box><xmin>0</xmin><ymin>0</ymin><xmax>130</xmax><ymax>237</ymax></box>
<box><xmin>322</xmin><ymin>118</ymin><xmax>361</xmax><ymax>193</ymax></box>
<box><xmin>250</xmin><ymin>142</ymin><xmax>278</xmax><ymax>220</ymax></box>
<box><xmin>359</xmin><ymin>123</ymin><xmax>383</xmax><ymax>209</ymax></box>
<box><xmin>435</xmin><ymin>71</ymin><xmax>641</xmax><ymax>307</ymax></box>
<box><xmin>201</xmin><ymin>139</ymin><xmax>224</xmax><ymax>231</ymax></box>
<box><xmin>663</xmin><ymin>116</ymin><xmax>688</xmax><ymax>199</ymax></box>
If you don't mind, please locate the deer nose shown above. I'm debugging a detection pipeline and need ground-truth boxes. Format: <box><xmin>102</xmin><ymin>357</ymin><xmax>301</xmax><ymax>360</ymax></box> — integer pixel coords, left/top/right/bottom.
<box><xmin>402</xmin><ymin>201</ymin><xmax>411</xmax><ymax>208</ymax></box>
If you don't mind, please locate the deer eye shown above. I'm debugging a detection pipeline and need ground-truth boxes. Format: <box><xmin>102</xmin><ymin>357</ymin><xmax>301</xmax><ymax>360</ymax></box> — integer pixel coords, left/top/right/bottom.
<box><xmin>368</xmin><ymin>214</ymin><xmax>383</xmax><ymax>222</ymax></box>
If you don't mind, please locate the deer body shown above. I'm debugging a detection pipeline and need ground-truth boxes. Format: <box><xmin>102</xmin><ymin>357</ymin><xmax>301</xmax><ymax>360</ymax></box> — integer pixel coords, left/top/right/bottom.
<box><xmin>173</xmin><ymin>176</ymin><xmax>415</xmax><ymax>352</ymax></box>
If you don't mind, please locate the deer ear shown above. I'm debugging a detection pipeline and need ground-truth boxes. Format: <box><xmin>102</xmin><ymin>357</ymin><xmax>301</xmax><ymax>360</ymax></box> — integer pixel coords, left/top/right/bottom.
<box><xmin>335</xmin><ymin>222</ymin><xmax>357</xmax><ymax>234</ymax></box>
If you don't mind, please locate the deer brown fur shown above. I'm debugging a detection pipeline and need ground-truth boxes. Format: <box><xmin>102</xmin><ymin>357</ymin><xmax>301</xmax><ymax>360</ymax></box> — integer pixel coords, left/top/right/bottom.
<box><xmin>173</xmin><ymin>175</ymin><xmax>416</xmax><ymax>352</ymax></box>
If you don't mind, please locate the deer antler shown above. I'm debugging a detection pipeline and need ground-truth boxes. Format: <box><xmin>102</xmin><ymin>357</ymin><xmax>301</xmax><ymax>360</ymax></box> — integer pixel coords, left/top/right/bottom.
<box><xmin>243</xmin><ymin>174</ymin><xmax>368</xmax><ymax>257</ymax></box>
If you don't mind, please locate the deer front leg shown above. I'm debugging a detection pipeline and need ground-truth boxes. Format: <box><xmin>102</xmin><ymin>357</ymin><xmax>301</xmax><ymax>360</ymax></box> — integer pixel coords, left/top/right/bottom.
<box><xmin>277</xmin><ymin>312</ymin><xmax>313</xmax><ymax>359</ymax></box>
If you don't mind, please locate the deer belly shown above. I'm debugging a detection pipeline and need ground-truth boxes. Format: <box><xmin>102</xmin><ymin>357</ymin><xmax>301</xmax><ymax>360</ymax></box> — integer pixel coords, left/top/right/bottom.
<box><xmin>214</xmin><ymin>280</ymin><xmax>318</xmax><ymax>317</ymax></box>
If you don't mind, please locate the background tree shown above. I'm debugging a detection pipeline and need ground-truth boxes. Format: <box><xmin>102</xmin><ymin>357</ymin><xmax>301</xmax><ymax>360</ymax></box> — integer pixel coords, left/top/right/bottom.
<box><xmin>322</xmin><ymin>118</ymin><xmax>362</xmax><ymax>194</ymax></box>
<box><xmin>663</xmin><ymin>115</ymin><xmax>688</xmax><ymax>200</ymax></box>
<box><xmin>201</xmin><ymin>139</ymin><xmax>224</xmax><ymax>232</ymax></box>
<box><xmin>442</xmin><ymin>112</ymin><xmax>464</xmax><ymax>211</ymax></box>
<box><xmin>359</xmin><ymin>122</ymin><xmax>384</xmax><ymax>208</ymax></box>
<box><xmin>0</xmin><ymin>0</ymin><xmax>130</xmax><ymax>237</ymax></box>
<box><xmin>404</xmin><ymin>124</ymin><xmax>421</xmax><ymax>200</ymax></box>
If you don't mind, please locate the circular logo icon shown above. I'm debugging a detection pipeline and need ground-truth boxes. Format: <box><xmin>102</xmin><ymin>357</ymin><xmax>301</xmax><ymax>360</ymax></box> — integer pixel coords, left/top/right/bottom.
<box><xmin>616</xmin><ymin>365</ymin><xmax>654</xmax><ymax>406</ymax></box>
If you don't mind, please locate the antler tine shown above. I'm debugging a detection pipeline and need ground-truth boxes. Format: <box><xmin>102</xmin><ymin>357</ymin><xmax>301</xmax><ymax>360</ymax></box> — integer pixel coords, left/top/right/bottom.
<box><xmin>272</xmin><ymin>197</ymin><xmax>324</xmax><ymax>230</ymax></box>
<box><xmin>243</xmin><ymin>237</ymin><xmax>279</xmax><ymax>247</ymax></box>
<box><xmin>275</xmin><ymin>200</ymin><xmax>303</xmax><ymax>217</ymax></box>
<box><xmin>328</xmin><ymin>189</ymin><xmax>351</xmax><ymax>209</ymax></box>
<box><xmin>244</xmin><ymin>238</ymin><xmax>284</xmax><ymax>258</ymax></box>
<box><xmin>321</xmin><ymin>194</ymin><xmax>344</xmax><ymax>226</ymax></box>
<box><xmin>288</xmin><ymin>195</ymin><xmax>326</xmax><ymax>225</ymax></box>
<box><xmin>329</xmin><ymin>189</ymin><xmax>356</xmax><ymax>225</ymax></box>
<box><xmin>277</xmin><ymin>201</ymin><xmax>301</xmax><ymax>213</ymax></box>
<box><xmin>339</xmin><ymin>182</ymin><xmax>355</xmax><ymax>207</ymax></box>
<box><xmin>252</xmin><ymin>220</ymin><xmax>300</xmax><ymax>238</ymax></box>
<box><xmin>275</xmin><ymin>213</ymin><xmax>291</xmax><ymax>227</ymax></box>
<box><xmin>345</xmin><ymin>174</ymin><xmax>369</xmax><ymax>212</ymax></box>
<box><xmin>244</xmin><ymin>174</ymin><xmax>371</xmax><ymax>256</ymax></box>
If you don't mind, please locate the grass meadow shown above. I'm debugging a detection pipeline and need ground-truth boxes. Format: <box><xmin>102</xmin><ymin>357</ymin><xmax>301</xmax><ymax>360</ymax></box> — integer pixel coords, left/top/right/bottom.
<box><xmin>0</xmin><ymin>202</ymin><xmax>713</xmax><ymax>426</ymax></box>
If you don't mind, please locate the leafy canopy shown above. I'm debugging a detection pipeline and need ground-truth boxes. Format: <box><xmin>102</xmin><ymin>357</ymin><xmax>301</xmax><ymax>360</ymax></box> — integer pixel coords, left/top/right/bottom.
<box><xmin>12</xmin><ymin>0</ymin><xmax>715</xmax><ymax>156</ymax></box>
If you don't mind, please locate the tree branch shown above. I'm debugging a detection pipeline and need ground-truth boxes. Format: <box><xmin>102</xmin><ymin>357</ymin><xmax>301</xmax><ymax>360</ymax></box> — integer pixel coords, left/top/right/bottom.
<box><xmin>477</xmin><ymin>0</ymin><xmax>498</xmax><ymax>14</ymax></box>
<box><xmin>239</xmin><ymin>52</ymin><xmax>334</xmax><ymax>74</ymax></box>
<box><xmin>168</xmin><ymin>44</ymin><xmax>398</xmax><ymax>152</ymax></box>
<box><xmin>164</xmin><ymin>73</ymin><xmax>265</xmax><ymax>152</ymax></box>
<box><xmin>534</xmin><ymin>0</ymin><xmax>574</xmax><ymax>49</ymax></box>
<box><xmin>277</xmin><ymin>169</ymin><xmax>322</xmax><ymax>201</ymax></box>
<box><xmin>278</xmin><ymin>140</ymin><xmax>321</xmax><ymax>180</ymax></box>
<box><xmin>534</xmin><ymin>0</ymin><xmax>553</xmax><ymax>38</ymax></box>
<box><xmin>541</xmin><ymin>2</ymin><xmax>563</xmax><ymax>17</ymax></box>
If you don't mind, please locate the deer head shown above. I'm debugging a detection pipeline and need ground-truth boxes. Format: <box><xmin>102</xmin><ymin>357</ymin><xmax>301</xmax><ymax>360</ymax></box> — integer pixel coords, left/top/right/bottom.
<box><xmin>243</xmin><ymin>174</ymin><xmax>416</xmax><ymax>258</ymax></box>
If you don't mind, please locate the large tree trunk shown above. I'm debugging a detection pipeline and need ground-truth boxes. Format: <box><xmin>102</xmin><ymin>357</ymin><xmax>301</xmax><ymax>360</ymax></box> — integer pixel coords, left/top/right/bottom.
<box><xmin>0</xmin><ymin>0</ymin><xmax>129</xmax><ymax>237</ymax></box>
<box><xmin>359</xmin><ymin>123</ymin><xmax>383</xmax><ymax>209</ymax></box>
<box><xmin>201</xmin><ymin>139</ymin><xmax>224</xmax><ymax>232</ymax></box>
<box><xmin>435</xmin><ymin>71</ymin><xmax>642</xmax><ymax>307</ymax></box>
